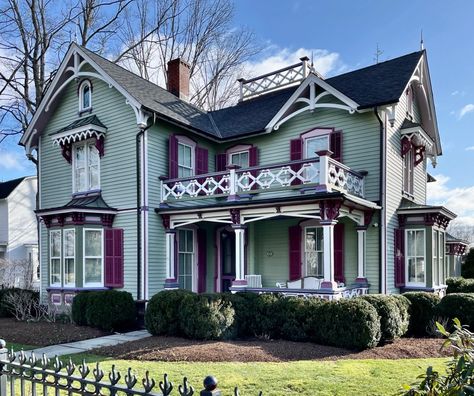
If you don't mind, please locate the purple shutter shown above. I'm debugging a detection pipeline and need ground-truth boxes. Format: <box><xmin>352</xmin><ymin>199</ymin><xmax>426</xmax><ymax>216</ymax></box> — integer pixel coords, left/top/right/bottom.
<box><xmin>394</xmin><ymin>228</ymin><xmax>405</xmax><ymax>287</ymax></box>
<box><xmin>290</xmin><ymin>138</ymin><xmax>303</xmax><ymax>185</ymax></box>
<box><xmin>330</xmin><ymin>131</ymin><xmax>342</xmax><ymax>162</ymax></box>
<box><xmin>104</xmin><ymin>228</ymin><xmax>124</xmax><ymax>288</ymax></box>
<box><xmin>195</xmin><ymin>146</ymin><xmax>208</xmax><ymax>175</ymax></box>
<box><xmin>289</xmin><ymin>225</ymin><xmax>302</xmax><ymax>281</ymax></box>
<box><xmin>216</xmin><ymin>153</ymin><xmax>227</xmax><ymax>171</ymax></box>
<box><xmin>197</xmin><ymin>229</ymin><xmax>207</xmax><ymax>293</ymax></box>
<box><xmin>334</xmin><ymin>223</ymin><xmax>345</xmax><ymax>283</ymax></box>
<box><xmin>249</xmin><ymin>146</ymin><xmax>259</xmax><ymax>190</ymax></box>
<box><xmin>169</xmin><ymin>135</ymin><xmax>179</xmax><ymax>179</ymax></box>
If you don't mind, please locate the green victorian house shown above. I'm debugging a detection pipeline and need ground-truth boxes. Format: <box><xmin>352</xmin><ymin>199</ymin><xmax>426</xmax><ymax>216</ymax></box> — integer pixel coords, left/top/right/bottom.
<box><xmin>20</xmin><ymin>43</ymin><xmax>465</xmax><ymax>307</ymax></box>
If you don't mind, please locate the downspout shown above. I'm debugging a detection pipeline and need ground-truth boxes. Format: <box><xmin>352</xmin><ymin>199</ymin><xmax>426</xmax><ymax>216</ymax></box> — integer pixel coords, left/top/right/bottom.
<box><xmin>136</xmin><ymin>123</ymin><xmax>152</xmax><ymax>301</ymax></box>
<box><xmin>374</xmin><ymin>107</ymin><xmax>386</xmax><ymax>294</ymax></box>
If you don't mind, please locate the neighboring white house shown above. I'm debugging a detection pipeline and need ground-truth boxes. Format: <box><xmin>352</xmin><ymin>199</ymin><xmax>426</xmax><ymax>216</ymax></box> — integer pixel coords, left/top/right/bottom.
<box><xmin>0</xmin><ymin>176</ymin><xmax>39</xmax><ymax>289</ymax></box>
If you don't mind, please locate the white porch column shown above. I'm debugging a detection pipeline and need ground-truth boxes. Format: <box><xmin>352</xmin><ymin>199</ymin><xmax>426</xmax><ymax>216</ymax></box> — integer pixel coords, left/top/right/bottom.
<box><xmin>164</xmin><ymin>229</ymin><xmax>178</xmax><ymax>289</ymax></box>
<box><xmin>321</xmin><ymin>220</ymin><xmax>337</xmax><ymax>289</ymax></box>
<box><xmin>232</xmin><ymin>225</ymin><xmax>247</xmax><ymax>288</ymax></box>
<box><xmin>356</xmin><ymin>227</ymin><xmax>368</xmax><ymax>284</ymax></box>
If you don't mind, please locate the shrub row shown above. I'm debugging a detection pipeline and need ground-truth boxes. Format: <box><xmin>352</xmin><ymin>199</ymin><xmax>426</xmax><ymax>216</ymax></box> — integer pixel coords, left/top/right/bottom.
<box><xmin>446</xmin><ymin>277</ymin><xmax>474</xmax><ymax>294</ymax></box>
<box><xmin>436</xmin><ymin>293</ymin><xmax>474</xmax><ymax>330</ymax></box>
<box><xmin>71</xmin><ymin>290</ymin><xmax>136</xmax><ymax>331</ymax></box>
<box><xmin>145</xmin><ymin>290</ymin><xmax>383</xmax><ymax>350</ymax></box>
<box><xmin>403</xmin><ymin>292</ymin><xmax>440</xmax><ymax>336</ymax></box>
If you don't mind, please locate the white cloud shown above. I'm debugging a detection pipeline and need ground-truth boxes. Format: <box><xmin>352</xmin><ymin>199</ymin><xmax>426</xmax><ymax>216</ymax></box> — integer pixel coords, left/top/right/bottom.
<box><xmin>0</xmin><ymin>151</ymin><xmax>26</xmax><ymax>171</ymax></box>
<box><xmin>427</xmin><ymin>174</ymin><xmax>474</xmax><ymax>225</ymax></box>
<box><xmin>459</xmin><ymin>103</ymin><xmax>474</xmax><ymax>119</ymax></box>
<box><xmin>244</xmin><ymin>46</ymin><xmax>346</xmax><ymax>80</ymax></box>
<box><xmin>452</xmin><ymin>90</ymin><xmax>466</xmax><ymax>96</ymax></box>
<box><xmin>466</xmin><ymin>146</ymin><xmax>474</xmax><ymax>151</ymax></box>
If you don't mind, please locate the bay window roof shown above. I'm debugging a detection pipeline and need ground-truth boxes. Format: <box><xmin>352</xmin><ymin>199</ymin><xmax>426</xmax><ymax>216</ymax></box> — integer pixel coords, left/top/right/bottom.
<box><xmin>50</xmin><ymin>115</ymin><xmax>106</xmax><ymax>146</ymax></box>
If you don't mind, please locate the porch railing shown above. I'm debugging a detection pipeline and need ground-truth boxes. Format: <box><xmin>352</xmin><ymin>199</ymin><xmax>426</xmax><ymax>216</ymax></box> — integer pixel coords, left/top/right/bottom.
<box><xmin>0</xmin><ymin>342</ymin><xmax>262</xmax><ymax>395</ymax></box>
<box><xmin>160</xmin><ymin>155</ymin><xmax>366</xmax><ymax>204</ymax></box>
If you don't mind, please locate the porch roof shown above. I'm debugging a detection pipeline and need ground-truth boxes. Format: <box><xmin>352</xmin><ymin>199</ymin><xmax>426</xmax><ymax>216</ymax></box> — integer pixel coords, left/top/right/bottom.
<box><xmin>156</xmin><ymin>191</ymin><xmax>380</xmax><ymax>216</ymax></box>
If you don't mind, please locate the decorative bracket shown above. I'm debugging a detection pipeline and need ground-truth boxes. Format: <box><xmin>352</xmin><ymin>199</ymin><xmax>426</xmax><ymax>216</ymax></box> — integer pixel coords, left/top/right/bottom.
<box><xmin>230</xmin><ymin>208</ymin><xmax>241</xmax><ymax>225</ymax></box>
<box><xmin>319</xmin><ymin>199</ymin><xmax>342</xmax><ymax>223</ymax></box>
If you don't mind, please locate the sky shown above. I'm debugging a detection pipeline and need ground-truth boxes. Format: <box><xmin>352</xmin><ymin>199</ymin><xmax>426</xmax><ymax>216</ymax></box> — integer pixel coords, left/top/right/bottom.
<box><xmin>1</xmin><ymin>1</ymin><xmax>474</xmax><ymax>223</ymax></box>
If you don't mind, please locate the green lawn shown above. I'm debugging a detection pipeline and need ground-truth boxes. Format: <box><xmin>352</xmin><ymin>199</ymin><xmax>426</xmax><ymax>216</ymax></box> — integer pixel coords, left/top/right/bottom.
<box><xmin>4</xmin><ymin>342</ymin><xmax>37</xmax><ymax>351</ymax></box>
<box><xmin>65</xmin><ymin>354</ymin><xmax>447</xmax><ymax>396</ymax></box>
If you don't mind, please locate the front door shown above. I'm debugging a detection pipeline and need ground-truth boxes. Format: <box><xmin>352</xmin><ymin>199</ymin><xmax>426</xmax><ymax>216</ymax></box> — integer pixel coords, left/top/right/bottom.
<box><xmin>220</xmin><ymin>229</ymin><xmax>236</xmax><ymax>292</ymax></box>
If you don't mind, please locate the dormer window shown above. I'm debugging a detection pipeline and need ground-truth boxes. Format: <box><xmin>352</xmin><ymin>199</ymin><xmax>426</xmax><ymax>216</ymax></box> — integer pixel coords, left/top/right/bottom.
<box><xmin>73</xmin><ymin>140</ymin><xmax>100</xmax><ymax>193</ymax></box>
<box><xmin>79</xmin><ymin>80</ymin><xmax>92</xmax><ymax>112</ymax></box>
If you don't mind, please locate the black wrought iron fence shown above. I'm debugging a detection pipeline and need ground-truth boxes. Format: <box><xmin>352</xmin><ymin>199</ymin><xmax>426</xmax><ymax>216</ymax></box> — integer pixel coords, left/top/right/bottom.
<box><xmin>0</xmin><ymin>340</ymin><xmax>262</xmax><ymax>395</ymax></box>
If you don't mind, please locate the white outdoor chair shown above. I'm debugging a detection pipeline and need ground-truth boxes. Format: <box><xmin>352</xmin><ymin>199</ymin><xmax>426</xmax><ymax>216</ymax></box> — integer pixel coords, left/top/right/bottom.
<box><xmin>302</xmin><ymin>276</ymin><xmax>321</xmax><ymax>290</ymax></box>
<box><xmin>287</xmin><ymin>279</ymin><xmax>302</xmax><ymax>289</ymax></box>
<box><xmin>245</xmin><ymin>274</ymin><xmax>262</xmax><ymax>288</ymax></box>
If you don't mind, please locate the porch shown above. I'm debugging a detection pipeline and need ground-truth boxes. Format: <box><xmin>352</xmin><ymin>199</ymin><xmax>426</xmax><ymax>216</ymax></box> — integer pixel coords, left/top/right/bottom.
<box><xmin>157</xmin><ymin>193</ymin><xmax>379</xmax><ymax>300</ymax></box>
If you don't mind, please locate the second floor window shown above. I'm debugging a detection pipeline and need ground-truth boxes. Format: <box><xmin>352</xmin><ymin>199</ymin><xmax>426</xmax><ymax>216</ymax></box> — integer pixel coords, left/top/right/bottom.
<box><xmin>230</xmin><ymin>151</ymin><xmax>249</xmax><ymax>168</ymax></box>
<box><xmin>178</xmin><ymin>142</ymin><xmax>194</xmax><ymax>177</ymax></box>
<box><xmin>79</xmin><ymin>80</ymin><xmax>92</xmax><ymax>112</ymax></box>
<box><xmin>403</xmin><ymin>148</ymin><xmax>414</xmax><ymax>196</ymax></box>
<box><xmin>73</xmin><ymin>141</ymin><xmax>100</xmax><ymax>193</ymax></box>
<box><xmin>304</xmin><ymin>135</ymin><xmax>329</xmax><ymax>158</ymax></box>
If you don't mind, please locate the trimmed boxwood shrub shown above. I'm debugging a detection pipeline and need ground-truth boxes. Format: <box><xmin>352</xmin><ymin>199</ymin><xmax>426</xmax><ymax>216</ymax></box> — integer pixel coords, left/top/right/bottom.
<box><xmin>85</xmin><ymin>290</ymin><xmax>136</xmax><ymax>331</ymax></box>
<box><xmin>178</xmin><ymin>293</ymin><xmax>234</xmax><ymax>340</ymax></box>
<box><xmin>446</xmin><ymin>277</ymin><xmax>474</xmax><ymax>294</ymax></box>
<box><xmin>392</xmin><ymin>294</ymin><xmax>411</xmax><ymax>335</ymax></box>
<box><xmin>224</xmin><ymin>292</ymin><xmax>265</xmax><ymax>338</ymax></box>
<box><xmin>436</xmin><ymin>293</ymin><xmax>474</xmax><ymax>330</ymax></box>
<box><xmin>360</xmin><ymin>295</ymin><xmax>408</xmax><ymax>342</ymax></box>
<box><xmin>71</xmin><ymin>291</ymin><xmax>91</xmax><ymax>325</ymax></box>
<box><xmin>305</xmin><ymin>298</ymin><xmax>381</xmax><ymax>350</ymax></box>
<box><xmin>145</xmin><ymin>289</ymin><xmax>193</xmax><ymax>336</ymax></box>
<box><xmin>403</xmin><ymin>292</ymin><xmax>440</xmax><ymax>336</ymax></box>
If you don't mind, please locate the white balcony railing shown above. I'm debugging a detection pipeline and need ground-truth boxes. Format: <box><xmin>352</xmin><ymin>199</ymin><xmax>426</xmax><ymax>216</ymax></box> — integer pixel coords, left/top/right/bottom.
<box><xmin>160</xmin><ymin>153</ymin><xmax>365</xmax><ymax>204</ymax></box>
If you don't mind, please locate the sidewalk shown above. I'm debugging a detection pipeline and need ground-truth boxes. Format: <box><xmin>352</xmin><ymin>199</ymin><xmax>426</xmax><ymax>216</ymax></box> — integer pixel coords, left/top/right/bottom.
<box><xmin>25</xmin><ymin>330</ymin><xmax>151</xmax><ymax>358</ymax></box>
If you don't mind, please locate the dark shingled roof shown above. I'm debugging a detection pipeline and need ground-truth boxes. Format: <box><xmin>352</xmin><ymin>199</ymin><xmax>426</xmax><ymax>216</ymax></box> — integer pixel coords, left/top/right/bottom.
<box><xmin>401</xmin><ymin>118</ymin><xmax>422</xmax><ymax>130</ymax></box>
<box><xmin>51</xmin><ymin>114</ymin><xmax>106</xmax><ymax>136</ymax></box>
<box><xmin>64</xmin><ymin>193</ymin><xmax>114</xmax><ymax>210</ymax></box>
<box><xmin>0</xmin><ymin>177</ymin><xmax>26</xmax><ymax>199</ymax></box>
<box><xmin>79</xmin><ymin>44</ymin><xmax>424</xmax><ymax>140</ymax></box>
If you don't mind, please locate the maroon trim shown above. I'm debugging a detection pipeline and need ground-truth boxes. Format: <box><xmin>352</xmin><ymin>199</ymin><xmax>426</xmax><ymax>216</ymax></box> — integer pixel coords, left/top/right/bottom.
<box><xmin>101</xmin><ymin>214</ymin><xmax>115</xmax><ymax>227</ymax></box>
<box><xmin>161</xmin><ymin>214</ymin><xmax>171</xmax><ymax>230</ymax></box>
<box><xmin>61</xmin><ymin>143</ymin><xmax>72</xmax><ymax>163</ymax></box>
<box><xmin>401</xmin><ymin>136</ymin><xmax>411</xmax><ymax>157</ymax></box>
<box><xmin>72</xmin><ymin>212</ymin><xmax>85</xmax><ymax>225</ymax></box>
<box><xmin>197</xmin><ymin>228</ymin><xmax>207</xmax><ymax>293</ymax></box>
<box><xmin>95</xmin><ymin>135</ymin><xmax>105</xmax><ymax>157</ymax></box>
<box><xmin>414</xmin><ymin>145</ymin><xmax>425</xmax><ymax>166</ymax></box>
<box><xmin>288</xmin><ymin>224</ymin><xmax>302</xmax><ymax>281</ymax></box>
<box><xmin>168</xmin><ymin>135</ymin><xmax>179</xmax><ymax>179</ymax></box>
<box><xmin>334</xmin><ymin>223</ymin><xmax>345</xmax><ymax>283</ymax></box>
<box><xmin>215</xmin><ymin>153</ymin><xmax>227</xmax><ymax>172</ymax></box>
<box><xmin>230</xmin><ymin>208</ymin><xmax>241</xmax><ymax>225</ymax></box>
<box><xmin>394</xmin><ymin>228</ymin><xmax>405</xmax><ymax>287</ymax></box>
<box><xmin>319</xmin><ymin>199</ymin><xmax>342</xmax><ymax>223</ymax></box>
<box><xmin>104</xmin><ymin>228</ymin><xmax>124</xmax><ymax>288</ymax></box>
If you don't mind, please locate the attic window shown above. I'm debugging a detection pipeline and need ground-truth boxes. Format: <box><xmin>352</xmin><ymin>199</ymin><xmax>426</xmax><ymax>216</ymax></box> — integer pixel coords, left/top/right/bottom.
<box><xmin>79</xmin><ymin>80</ymin><xmax>92</xmax><ymax>112</ymax></box>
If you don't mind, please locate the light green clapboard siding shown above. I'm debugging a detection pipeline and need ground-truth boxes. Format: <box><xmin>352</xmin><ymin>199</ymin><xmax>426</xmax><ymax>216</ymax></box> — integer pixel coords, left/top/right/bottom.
<box><xmin>39</xmin><ymin>75</ymin><xmax>140</xmax><ymax>298</ymax></box>
<box><xmin>385</xmin><ymin>90</ymin><xmax>428</xmax><ymax>293</ymax></box>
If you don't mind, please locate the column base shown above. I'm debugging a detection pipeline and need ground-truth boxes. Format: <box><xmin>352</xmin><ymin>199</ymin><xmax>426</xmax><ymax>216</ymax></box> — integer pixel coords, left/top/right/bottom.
<box><xmin>320</xmin><ymin>280</ymin><xmax>338</xmax><ymax>290</ymax></box>
<box><xmin>231</xmin><ymin>279</ymin><xmax>248</xmax><ymax>288</ymax></box>
<box><xmin>164</xmin><ymin>279</ymin><xmax>179</xmax><ymax>289</ymax></box>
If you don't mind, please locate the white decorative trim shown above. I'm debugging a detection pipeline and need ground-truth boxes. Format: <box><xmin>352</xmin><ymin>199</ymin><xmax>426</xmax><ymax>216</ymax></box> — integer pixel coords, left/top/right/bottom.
<box><xmin>51</xmin><ymin>125</ymin><xmax>106</xmax><ymax>146</ymax></box>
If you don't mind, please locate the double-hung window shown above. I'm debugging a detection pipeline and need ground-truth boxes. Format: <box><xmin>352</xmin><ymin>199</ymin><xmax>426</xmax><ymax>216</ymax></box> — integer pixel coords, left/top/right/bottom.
<box><xmin>230</xmin><ymin>151</ymin><xmax>249</xmax><ymax>168</ymax></box>
<box><xmin>432</xmin><ymin>230</ymin><xmax>439</xmax><ymax>285</ymax></box>
<box><xmin>403</xmin><ymin>149</ymin><xmax>414</xmax><ymax>195</ymax></box>
<box><xmin>406</xmin><ymin>229</ymin><xmax>425</xmax><ymax>285</ymax></box>
<box><xmin>304</xmin><ymin>135</ymin><xmax>330</xmax><ymax>159</ymax></box>
<box><xmin>63</xmin><ymin>229</ymin><xmax>75</xmax><ymax>287</ymax></box>
<box><xmin>178</xmin><ymin>142</ymin><xmax>193</xmax><ymax>177</ymax></box>
<box><xmin>304</xmin><ymin>227</ymin><xmax>324</xmax><ymax>277</ymax></box>
<box><xmin>73</xmin><ymin>141</ymin><xmax>100</xmax><ymax>193</ymax></box>
<box><xmin>50</xmin><ymin>230</ymin><xmax>61</xmax><ymax>286</ymax></box>
<box><xmin>439</xmin><ymin>232</ymin><xmax>445</xmax><ymax>284</ymax></box>
<box><xmin>178</xmin><ymin>229</ymin><xmax>194</xmax><ymax>291</ymax></box>
<box><xmin>84</xmin><ymin>229</ymin><xmax>103</xmax><ymax>286</ymax></box>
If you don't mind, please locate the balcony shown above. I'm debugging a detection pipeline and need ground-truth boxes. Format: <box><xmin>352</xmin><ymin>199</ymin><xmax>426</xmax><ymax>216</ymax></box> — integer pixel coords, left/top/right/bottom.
<box><xmin>160</xmin><ymin>151</ymin><xmax>366</xmax><ymax>205</ymax></box>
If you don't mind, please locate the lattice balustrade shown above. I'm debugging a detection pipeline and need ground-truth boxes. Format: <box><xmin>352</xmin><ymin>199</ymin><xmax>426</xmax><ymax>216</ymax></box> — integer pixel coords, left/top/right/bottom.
<box><xmin>327</xmin><ymin>162</ymin><xmax>364</xmax><ymax>198</ymax></box>
<box><xmin>162</xmin><ymin>173</ymin><xmax>231</xmax><ymax>201</ymax></box>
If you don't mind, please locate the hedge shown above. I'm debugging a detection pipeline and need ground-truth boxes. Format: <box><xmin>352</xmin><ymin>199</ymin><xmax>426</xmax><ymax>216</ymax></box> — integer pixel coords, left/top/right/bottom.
<box><xmin>446</xmin><ymin>277</ymin><xmax>474</xmax><ymax>294</ymax></box>
<box><xmin>145</xmin><ymin>289</ymin><xmax>193</xmax><ymax>336</ymax></box>
<box><xmin>436</xmin><ymin>293</ymin><xmax>474</xmax><ymax>330</ymax></box>
<box><xmin>72</xmin><ymin>290</ymin><xmax>136</xmax><ymax>331</ymax></box>
<box><xmin>392</xmin><ymin>294</ymin><xmax>411</xmax><ymax>336</ymax></box>
<box><xmin>360</xmin><ymin>295</ymin><xmax>407</xmax><ymax>342</ymax></box>
<box><xmin>403</xmin><ymin>292</ymin><xmax>441</xmax><ymax>336</ymax></box>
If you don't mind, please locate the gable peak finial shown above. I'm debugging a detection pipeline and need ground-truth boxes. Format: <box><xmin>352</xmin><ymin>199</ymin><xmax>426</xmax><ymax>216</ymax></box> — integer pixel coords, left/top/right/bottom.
<box><xmin>420</xmin><ymin>29</ymin><xmax>424</xmax><ymax>50</ymax></box>
<box><xmin>373</xmin><ymin>43</ymin><xmax>383</xmax><ymax>64</ymax></box>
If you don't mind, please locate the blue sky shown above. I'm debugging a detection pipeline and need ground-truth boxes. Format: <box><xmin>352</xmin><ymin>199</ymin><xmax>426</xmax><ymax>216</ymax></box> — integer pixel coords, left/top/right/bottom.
<box><xmin>1</xmin><ymin>1</ymin><xmax>473</xmax><ymax>222</ymax></box>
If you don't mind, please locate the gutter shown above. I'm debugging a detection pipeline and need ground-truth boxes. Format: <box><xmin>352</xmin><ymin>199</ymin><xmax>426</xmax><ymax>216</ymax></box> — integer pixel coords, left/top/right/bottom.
<box><xmin>136</xmin><ymin>121</ymin><xmax>153</xmax><ymax>301</ymax></box>
<box><xmin>374</xmin><ymin>107</ymin><xmax>386</xmax><ymax>294</ymax></box>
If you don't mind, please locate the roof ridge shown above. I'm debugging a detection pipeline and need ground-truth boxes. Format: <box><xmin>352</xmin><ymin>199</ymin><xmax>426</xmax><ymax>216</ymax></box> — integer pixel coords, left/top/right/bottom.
<box><xmin>207</xmin><ymin>112</ymin><xmax>223</xmax><ymax>138</ymax></box>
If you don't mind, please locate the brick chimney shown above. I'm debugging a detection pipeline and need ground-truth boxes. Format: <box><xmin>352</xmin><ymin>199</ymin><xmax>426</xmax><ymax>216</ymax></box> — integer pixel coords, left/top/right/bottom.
<box><xmin>167</xmin><ymin>58</ymin><xmax>191</xmax><ymax>101</ymax></box>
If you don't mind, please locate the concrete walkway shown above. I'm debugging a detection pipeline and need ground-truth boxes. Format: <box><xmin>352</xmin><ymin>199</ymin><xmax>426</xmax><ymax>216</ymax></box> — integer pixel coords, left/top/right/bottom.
<box><xmin>25</xmin><ymin>330</ymin><xmax>151</xmax><ymax>358</ymax></box>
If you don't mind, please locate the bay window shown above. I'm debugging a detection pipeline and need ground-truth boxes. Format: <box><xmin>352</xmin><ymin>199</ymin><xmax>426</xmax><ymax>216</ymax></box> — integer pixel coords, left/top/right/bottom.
<box><xmin>50</xmin><ymin>230</ymin><xmax>61</xmax><ymax>286</ymax></box>
<box><xmin>432</xmin><ymin>230</ymin><xmax>439</xmax><ymax>285</ymax></box>
<box><xmin>304</xmin><ymin>227</ymin><xmax>324</xmax><ymax>277</ymax></box>
<box><xmin>63</xmin><ymin>229</ymin><xmax>75</xmax><ymax>287</ymax></box>
<box><xmin>84</xmin><ymin>229</ymin><xmax>103</xmax><ymax>286</ymax></box>
<box><xmin>73</xmin><ymin>141</ymin><xmax>100</xmax><ymax>193</ymax></box>
<box><xmin>178</xmin><ymin>229</ymin><xmax>194</xmax><ymax>291</ymax></box>
<box><xmin>439</xmin><ymin>232</ymin><xmax>445</xmax><ymax>284</ymax></box>
<box><xmin>406</xmin><ymin>229</ymin><xmax>425</xmax><ymax>285</ymax></box>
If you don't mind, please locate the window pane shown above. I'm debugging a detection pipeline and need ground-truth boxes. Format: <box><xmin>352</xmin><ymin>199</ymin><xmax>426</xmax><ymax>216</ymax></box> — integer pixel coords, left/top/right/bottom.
<box><xmin>82</xmin><ymin>85</ymin><xmax>90</xmax><ymax>108</ymax></box>
<box><xmin>415</xmin><ymin>231</ymin><xmax>424</xmax><ymax>254</ymax></box>
<box><xmin>85</xmin><ymin>258</ymin><xmax>101</xmax><ymax>284</ymax></box>
<box><xmin>51</xmin><ymin>259</ymin><xmax>61</xmax><ymax>284</ymax></box>
<box><xmin>85</xmin><ymin>230</ymin><xmax>102</xmax><ymax>256</ymax></box>
<box><xmin>64</xmin><ymin>230</ymin><xmax>75</xmax><ymax>257</ymax></box>
<box><xmin>179</xmin><ymin>230</ymin><xmax>186</xmax><ymax>251</ymax></box>
<box><xmin>51</xmin><ymin>232</ymin><xmax>61</xmax><ymax>257</ymax></box>
<box><xmin>306</xmin><ymin>136</ymin><xmax>329</xmax><ymax>158</ymax></box>
<box><xmin>186</xmin><ymin>230</ymin><xmax>193</xmax><ymax>252</ymax></box>
<box><xmin>65</xmin><ymin>258</ymin><xmax>75</xmax><ymax>285</ymax></box>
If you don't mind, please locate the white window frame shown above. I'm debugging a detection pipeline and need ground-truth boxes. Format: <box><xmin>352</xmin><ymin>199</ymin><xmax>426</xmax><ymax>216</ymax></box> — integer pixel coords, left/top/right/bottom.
<box><xmin>63</xmin><ymin>228</ymin><xmax>76</xmax><ymax>288</ymax></box>
<box><xmin>439</xmin><ymin>231</ymin><xmax>445</xmax><ymax>285</ymax></box>
<box><xmin>403</xmin><ymin>149</ymin><xmax>414</xmax><ymax>196</ymax></box>
<box><xmin>302</xmin><ymin>129</ymin><xmax>331</xmax><ymax>159</ymax></box>
<box><xmin>405</xmin><ymin>228</ymin><xmax>426</xmax><ymax>287</ymax></box>
<box><xmin>432</xmin><ymin>229</ymin><xmax>439</xmax><ymax>286</ymax></box>
<box><xmin>175</xmin><ymin>135</ymin><xmax>196</xmax><ymax>178</ymax></box>
<box><xmin>226</xmin><ymin>144</ymin><xmax>252</xmax><ymax>168</ymax></box>
<box><xmin>303</xmin><ymin>225</ymin><xmax>324</xmax><ymax>278</ymax></box>
<box><xmin>83</xmin><ymin>228</ymin><xmax>104</xmax><ymax>287</ymax></box>
<box><xmin>177</xmin><ymin>228</ymin><xmax>196</xmax><ymax>292</ymax></box>
<box><xmin>72</xmin><ymin>139</ymin><xmax>100</xmax><ymax>194</ymax></box>
<box><xmin>50</xmin><ymin>230</ymin><xmax>62</xmax><ymax>287</ymax></box>
<box><xmin>79</xmin><ymin>80</ymin><xmax>92</xmax><ymax>112</ymax></box>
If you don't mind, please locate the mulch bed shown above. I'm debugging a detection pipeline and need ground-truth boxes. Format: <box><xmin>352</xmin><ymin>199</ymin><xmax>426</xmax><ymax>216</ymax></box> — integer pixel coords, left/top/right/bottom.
<box><xmin>91</xmin><ymin>336</ymin><xmax>451</xmax><ymax>362</ymax></box>
<box><xmin>0</xmin><ymin>318</ymin><xmax>109</xmax><ymax>347</ymax></box>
